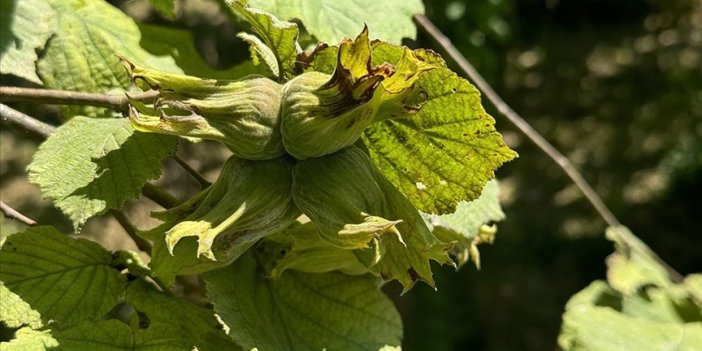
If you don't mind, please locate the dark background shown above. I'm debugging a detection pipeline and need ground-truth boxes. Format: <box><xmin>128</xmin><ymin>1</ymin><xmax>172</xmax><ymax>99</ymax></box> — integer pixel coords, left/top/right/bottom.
<box><xmin>1</xmin><ymin>0</ymin><xmax>700</xmax><ymax>350</ymax></box>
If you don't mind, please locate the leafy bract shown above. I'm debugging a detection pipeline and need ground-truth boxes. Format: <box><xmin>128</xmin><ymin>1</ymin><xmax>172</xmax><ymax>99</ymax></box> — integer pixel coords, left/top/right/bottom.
<box><xmin>291</xmin><ymin>146</ymin><xmax>453</xmax><ymax>292</ymax></box>
<box><xmin>559</xmin><ymin>226</ymin><xmax>702</xmax><ymax>351</ymax></box>
<box><xmin>0</xmin><ymin>0</ymin><xmax>55</xmax><ymax>84</ymax></box>
<box><xmin>264</xmin><ymin>220</ymin><xmax>369</xmax><ymax>277</ymax></box>
<box><xmin>37</xmin><ymin>0</ymin><xmax>181</xmax><ymax>118</ymax></box>
<box><xmin>138</xmin><ymin>24</ymin><xmax>265</xmax><ymax>79</ymax></box>
<box><xmin>248</xmin><ymin>0</ymin><xmax>425</xmax><ymax>44</ymax></box>
<box><xmin>0</xmin><ymin>226</ymin><xmax>125</xmax><ymax>328</ymax></box>
<box><xmin>28</xmin><ymin>117</ymin><xmax>176</xmax><ymax>229</ymax></box>
<box><xmin>424</xmin><ymin>179</ymin><xmax>504</xmax><ymax>267</ymax></box>
<box><xmin>223</xmin><ymin>0</ymin><xmax>300</xmax><ymax>80</ymax></box>
<box><xmin>204</xmin><ymin>251</ymin><xmax>402</xmax><ymax>351</ymax></box>
<box><xmin>148</xmin><ymin>156</ymin><xmax>299</xmax><ymax>283</ymax></box>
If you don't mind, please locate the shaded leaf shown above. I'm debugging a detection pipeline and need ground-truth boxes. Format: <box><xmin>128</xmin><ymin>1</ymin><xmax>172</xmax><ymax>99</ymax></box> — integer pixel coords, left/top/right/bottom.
<box><xmin>291</xmin><ymin>146</ymin><xmax>453</xmax><ymax>292</ymax></box>
<box><xmin>28</xmin><ymin>117</ymin><xmax>176</xmax><ymax>229</ymax></box>
<box><xmin>138</xmin><ymin>23</ymin><xmax>264</xmax><ymax>79</ymax></box>
<box><xmin>51</xmin><ymin>319</ymin><xmax>191</xmax><ymax>351</ymax></box>
<box><xmin>223</xmin><ymin>0</ymin><xmax>300</xmax><ymax>80</ymax></box>
<box><xmin>37</xmin><ymin>0</ymin><xmax>181</xmax><ymax>118</ymax></box>
<box><xmin>0</xmin><ymin>0</ymin><xmax>55</xmax><ymax>83</ymax></box>
<box><xmin>0</xmin><ymin>226</ymin><xmax>125</xmax><ymax>328</ymax></box>
<box><xmin>248</xmin><ymin>0</ymin><xmax>425</xmax><ymax>44</ymax></box>
<box><xmin>204</xmin><ymin>250</ymin><xmax>402</xmax><ymax>351</ymax></box>
<box><xmin>125</xmin><ymin>279</ymin><xmax>238</xmax><ymax>350</ymax></box>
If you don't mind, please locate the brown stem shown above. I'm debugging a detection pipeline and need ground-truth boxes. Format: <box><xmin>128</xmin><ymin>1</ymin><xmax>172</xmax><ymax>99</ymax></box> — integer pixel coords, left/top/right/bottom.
<box><xmin>109</xmin><ymin>209</ymin><xmax>152</xmax><ymax>253</ymax></box>
<box><xmin>0</xmin><ymin>87</ymin><xmax>157</xmax><ymax>115</ymax></box>
<box><xmin>0</xmin><ymin>103</ymin><xmax>56</xmax><ymax>137</ymax></box>
<box><xmin>414</xmin><ymin>14</ymin><xmax>620</xmax><ymax>228</ymax></box>
<box><xmin>172</xmin><ymin>154</ymin><xmax>211</xmax><ymax>188</ymax></box>
<box><xmin>0</xmin><ymin>201</ymin><xmax>37</xmax><ymax>226</ymax></box>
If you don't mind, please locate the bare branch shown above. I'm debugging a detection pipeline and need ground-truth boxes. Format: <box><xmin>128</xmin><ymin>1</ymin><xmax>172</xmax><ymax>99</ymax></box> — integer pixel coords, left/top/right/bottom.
<box><xmin>0</xmin><ymin>201</ymin><xmax>37</xmax><ymax>226</ymax></box>
<box><xmin>172</xmin><ymin>154</ymin><xmax>211</xmax><ymax>188</ymax></box>
<box><xmin>109</xmin><ymin>209</ymin><xmax>152</xmax><ymax>253</ymax></box>
<box><xmin>414</xmin><ymin>14</ymin><xmax>620</xmax><ymax>228</ymax></box>
<box><xmin>0</xmin><ymin>103</ymin><xmax>56</xmax><ymax>137</ymax></box>
<box><xmin>0</xmin><ymin>86</ymin><xmax>157</xmax><ymax>115</ymax></box>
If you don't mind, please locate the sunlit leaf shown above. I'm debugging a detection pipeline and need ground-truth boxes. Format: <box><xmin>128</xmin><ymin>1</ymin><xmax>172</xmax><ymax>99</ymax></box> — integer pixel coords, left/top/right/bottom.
<box><xmin>248</xmin><ymin>0</ymin><xmax>425</xmax><ymax>44</ymax></box>
<box><xmin>28</xmin><ymin>117</ymin><xmax>176</xmax><ymax>229</ymax></box>
<box><xmin>0</xmin><ymin>0</ymin><xmax>55</xmax><ymax>83</ymax></box>
<box><xmin>37</xmin><ymin>0</ymin><xmax>181</xmax><ymax>118</ymax></box>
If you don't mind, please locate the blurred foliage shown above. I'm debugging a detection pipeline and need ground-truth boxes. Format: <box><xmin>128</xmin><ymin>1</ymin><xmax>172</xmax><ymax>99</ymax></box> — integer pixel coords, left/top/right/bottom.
<box><xmin>1</xmin><ymin>0</ymin><xmax>700</xmax><ymax>350</ymax></box>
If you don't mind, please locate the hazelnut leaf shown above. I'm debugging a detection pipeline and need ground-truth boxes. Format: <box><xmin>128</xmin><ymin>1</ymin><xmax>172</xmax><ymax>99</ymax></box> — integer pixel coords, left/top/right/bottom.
<box><xmin>362</xmin><ymin>42</ymin><xmax>518</xmax><ymax>214</ymax></box>
<box><xmin>223</xmin><ymin>0</ymin><xmax>300</xmax><ymax>81</ymax></box>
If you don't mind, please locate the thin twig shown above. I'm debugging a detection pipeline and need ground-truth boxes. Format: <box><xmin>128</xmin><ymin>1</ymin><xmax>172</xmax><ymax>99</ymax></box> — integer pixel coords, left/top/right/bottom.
<box><xmin>414</xmin><ymin>14</ymin><xmax>620</xmax><ymax>228</ymax></box>
<box><xmin>0</xmin><ymin>87</ymin><xmax>158</xmax><ymax>115</ymax></box>
<box><xmin>172</xmin><ymin>154</ymin><xmax>211</xmax><ymax>188</ymax></box>
<box><xmin>142</xmin><ymin>183</ymin><xmax>181</xmax><ymax>209</ymax></box>
<box><xmin>0</xmin><ymin>103</ymin><xmax>56</xmax><ymax>137</ymax></box>
<box><xmin>0</xmin><ymin>201</ymin><xmax>37</xmax><ymax>226</ymax></box>
<box><xmin>414</xmin><ymin>14</ymin><xmax>685</xmax><ymax>282</ymax></box>
<box><xmin>109</xmin><ymin>209</ymin><xmax>152</xmax><ymax>253</ymax></box>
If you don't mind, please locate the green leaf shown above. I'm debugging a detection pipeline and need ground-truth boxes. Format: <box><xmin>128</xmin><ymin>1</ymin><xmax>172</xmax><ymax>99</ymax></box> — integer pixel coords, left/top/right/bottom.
<box><xmin>0</xmin><ymin>329</ymin><xmax>58</xmax><ymax>351</ymax></box>
<box><xmin>125</xmin><ymin>279</ymin><xmax>238</xmax><ymax>349</ymax></box>
<box><xmin>248</xmin><ymin>0</ymin><xmax>425</xmax><ymax>44</ymax></box>
<box><xmin>37</xmin><ymin>0</ymin><xmax>181</xmax><ymax>118</ymax></box>
<box><xmin>559</xmin><ymin>282</ymin><xmax>702</xmax><ymax>351</ymax></box>
<box><xmin>559</xmin><ymin>227</ymin><xmax>702</xmax><ymax>351</ymax></box>
<box><xmin>0</xmin><ymin>283</ymin><xmax>42</xmax><ymax>329</ymax></box>
<box><xmin>223</xmin><ymin>0</ymin><xmax>300</xmax><ymax>80</ymax></box>
<box><xmin>605</xmin><ymin>226</ymin><xmax>674</xmax><ymax>295</ymax></box>
<box><xmin>0</xmin><ymin>279</ymin><xmax>58</xmax><ymax>350</ymax></box>
<box><xmin>28</xmin><ymin>117</ymin><xmax>176</xmax><ymax>229</ymax></box>
<box><xmin>424</xmin><ymin>179</ymin><xmax>504</xmax><ymax>267</ymax></box>
<box><xmin>362</xmin><ymin>43</ymin><xmax>517</xmax><ymax>214</ymax></box>
<box><xmin>138</xmin><ymin>23</ymin><xmax>265</xmax><ymax>79</ymax></box>
<box><xmin>237</xmin><ymin>32</ymin><xmax>281</xmax><ymax>77</ymax></box>
<box><xmin>0</xmin><ymin>226</ymin><xmax>126</xmax><ymax>328</ymax></box>
<box><xmin>51</xmin><ymin>319</ymin><xmax>192</xmax><ymax>351</ymax></box>
<box><xmin>148</xmin><ymin>0</ymin><xmax>176</xmax><ymax>19</ymax></box>
<box><xmin>204</xmin><ymin>251</ymin><xmax>402</xmax><ymax>351</ymax></box>
<box><xmin>0</xmin><ymin>0</ymin><xmax>55</xmax><ymax>84</ymax></box>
